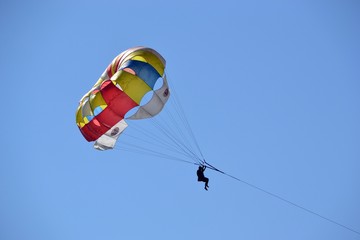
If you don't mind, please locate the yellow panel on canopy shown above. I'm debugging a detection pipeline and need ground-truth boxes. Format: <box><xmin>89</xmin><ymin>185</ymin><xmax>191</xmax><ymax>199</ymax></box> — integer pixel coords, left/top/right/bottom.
<box><xmin>111</xmin><ymin>70</ymin><xmax>151</xmax><ymax>105</ymax></box>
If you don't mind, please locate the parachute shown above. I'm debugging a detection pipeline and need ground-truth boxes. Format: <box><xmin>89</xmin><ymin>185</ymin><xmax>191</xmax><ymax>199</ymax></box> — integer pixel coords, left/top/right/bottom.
<box><xmin>76</xmin><ymin>47</ymin><xmax>170</xmax><ymax>150</ymax></box>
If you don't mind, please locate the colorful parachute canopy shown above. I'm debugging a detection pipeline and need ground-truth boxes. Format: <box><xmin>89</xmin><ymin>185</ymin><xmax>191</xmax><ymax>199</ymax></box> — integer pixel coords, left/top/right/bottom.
<box><xmin>76</xmin><ymin>47</ymin><xmax>170</xmax><ymax>150</ymax></box>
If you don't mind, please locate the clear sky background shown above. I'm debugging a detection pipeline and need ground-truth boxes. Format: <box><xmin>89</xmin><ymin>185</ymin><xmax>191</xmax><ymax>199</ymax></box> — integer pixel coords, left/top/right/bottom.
<box><xmin>1</xmin><ymin>0</ymin><xmax>360</xmax><ymax>239</ymax></box>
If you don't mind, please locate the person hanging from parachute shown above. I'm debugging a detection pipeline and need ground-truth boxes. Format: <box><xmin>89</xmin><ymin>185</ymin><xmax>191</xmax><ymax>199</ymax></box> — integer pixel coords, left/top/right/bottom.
<box><xmin>197</xmin><ymin>165</ymin><xmax>209</xmax><ymax>190</ymax></box>
<box><xmin>76</xmin><ymin>46</ymin><xmax>213</xmax><ymax>191</ymax></box>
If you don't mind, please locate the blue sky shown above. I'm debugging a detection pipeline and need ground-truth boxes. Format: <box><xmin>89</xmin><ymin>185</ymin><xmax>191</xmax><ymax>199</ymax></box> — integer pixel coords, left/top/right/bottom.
<box><xmin>1</xmin><ymin>0</ymin><xmax>360</xmax><ymax>239</ymax></box>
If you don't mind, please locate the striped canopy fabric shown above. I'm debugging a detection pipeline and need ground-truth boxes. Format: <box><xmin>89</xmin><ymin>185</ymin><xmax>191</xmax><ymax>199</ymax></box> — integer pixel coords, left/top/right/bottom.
<box><xmin>76</xmin><ymin>47</ymin><xmax>170</xmax><ymax>150</ymax></box>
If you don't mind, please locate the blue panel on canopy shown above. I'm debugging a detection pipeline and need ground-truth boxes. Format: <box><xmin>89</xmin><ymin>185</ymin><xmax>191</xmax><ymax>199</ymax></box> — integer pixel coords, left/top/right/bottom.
<box><xmin>120</xmin><ymin>60</ymin><xmax>161</xmax><ymax>89</ymax></box>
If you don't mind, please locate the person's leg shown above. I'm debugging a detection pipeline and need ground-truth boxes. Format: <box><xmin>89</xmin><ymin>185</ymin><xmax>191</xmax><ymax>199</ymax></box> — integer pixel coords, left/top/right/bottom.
<box><xmin>205</xmin><ymin>177</ymin><xmax>209</xmax><ymax>187</ymax></box>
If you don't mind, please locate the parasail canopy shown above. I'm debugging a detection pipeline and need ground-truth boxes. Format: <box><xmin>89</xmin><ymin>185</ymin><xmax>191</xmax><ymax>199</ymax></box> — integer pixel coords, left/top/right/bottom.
<box><xmin>76</xmin><ymin>47</ymin><xmax>170</xmax><ymax>150</ymax></box>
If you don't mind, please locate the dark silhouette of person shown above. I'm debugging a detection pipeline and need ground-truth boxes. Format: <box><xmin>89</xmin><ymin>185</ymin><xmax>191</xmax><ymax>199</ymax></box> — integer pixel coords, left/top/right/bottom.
<box><xmin>197</xmin><ymin>165</ymin><xmax>209</xmax><ymax>190</ymax></box>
